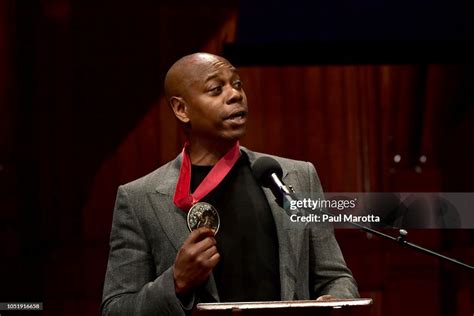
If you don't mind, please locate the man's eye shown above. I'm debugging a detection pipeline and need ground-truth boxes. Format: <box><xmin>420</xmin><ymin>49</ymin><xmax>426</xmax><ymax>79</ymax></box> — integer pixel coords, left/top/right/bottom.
<box><xmin>209</xmin><ymin>86</ymin><xmax>222</xmax><ymax>94</ymax></box>
<box><xmin>233</xmin><ymin>80</ymin><xmax>242</xmax><ymax>89</ymax></box>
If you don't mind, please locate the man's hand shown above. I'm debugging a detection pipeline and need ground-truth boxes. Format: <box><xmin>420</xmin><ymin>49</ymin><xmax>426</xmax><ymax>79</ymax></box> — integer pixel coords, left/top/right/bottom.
<box><xmin>316</xmin><ymin>295</ymin><xmax>338</xmax><ymax>301</ymax></box>
<box><xmin>172</xmin><ymin>227</ymin><xmax>220</xmax><ymax>295</ymax></box>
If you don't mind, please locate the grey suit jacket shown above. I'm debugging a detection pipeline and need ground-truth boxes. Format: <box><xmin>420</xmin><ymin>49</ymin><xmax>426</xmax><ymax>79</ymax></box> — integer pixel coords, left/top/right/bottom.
<box><xmin>102</xmin><ymin>148</ymin><xmax>359</xmax><ymax>315</ymax></box>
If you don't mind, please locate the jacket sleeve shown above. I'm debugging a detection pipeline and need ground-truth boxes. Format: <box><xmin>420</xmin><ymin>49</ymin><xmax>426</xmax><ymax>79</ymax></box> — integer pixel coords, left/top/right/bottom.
<box><xmin>306</xmin><ymin>162</ymin><xmax>360</xmax><ymax>299</ymax></box>
<box><xmin>101</xmin><ymin>186</ymin><xmax>193</xmax><ymax>316</ymax></box>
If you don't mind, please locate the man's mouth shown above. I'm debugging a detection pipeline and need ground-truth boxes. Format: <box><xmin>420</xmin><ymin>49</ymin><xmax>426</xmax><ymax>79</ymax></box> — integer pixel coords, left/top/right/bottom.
<box><xmin>225</xmin><ymin>110</ymin><xmax>247</xmax><ymax>122</ymax></box>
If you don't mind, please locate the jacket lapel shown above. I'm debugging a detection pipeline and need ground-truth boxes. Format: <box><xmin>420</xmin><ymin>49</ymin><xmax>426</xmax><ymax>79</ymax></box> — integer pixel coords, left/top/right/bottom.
<box><xmin>243</xmin><ymin>148</ymin><xmax>307</xmax><ymax>301</ymax></box>
<box><xmin>152</xmin><ymin>155</ymin><xmax>188</xmax><ymax>251</ymax></box>
<box><xmin>152</xmin><ymin>154</ymin><xmax>220</xmax><ymax>302</ymax></box>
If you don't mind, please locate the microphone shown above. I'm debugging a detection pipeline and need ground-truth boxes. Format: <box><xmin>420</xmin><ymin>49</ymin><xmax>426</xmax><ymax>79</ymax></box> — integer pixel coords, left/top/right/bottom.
<box><xmin>252</xmin><ymin>157</ymin><xmax>300</xmax><ymax>215</ymax></box>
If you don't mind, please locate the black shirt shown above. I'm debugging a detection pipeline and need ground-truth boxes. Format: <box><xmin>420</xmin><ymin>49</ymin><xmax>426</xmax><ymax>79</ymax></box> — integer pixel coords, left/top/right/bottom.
<box><xmin>190</xmin><ymin>152</ymin><xmax>281</xmax><ymax>302</ymax></box>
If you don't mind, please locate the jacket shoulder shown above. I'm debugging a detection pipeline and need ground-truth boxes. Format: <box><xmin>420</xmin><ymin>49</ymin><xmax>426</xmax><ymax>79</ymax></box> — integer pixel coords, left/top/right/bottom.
<box><xmin>119</xmin><ymin>157</ymin><xmax>180</xmax><ymax>195</ymax></box>
<box><xmin>243</xmin><ymin>148</ymin><xmax>312</xmax><ymax>171</ymax></box>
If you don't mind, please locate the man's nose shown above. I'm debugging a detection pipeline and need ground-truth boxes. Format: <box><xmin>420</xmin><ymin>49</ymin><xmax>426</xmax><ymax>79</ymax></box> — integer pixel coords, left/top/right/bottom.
<box><xmin>226</xmin><ymin>87</ymin><xmax>244</xmax><ymax>105</ymax></box>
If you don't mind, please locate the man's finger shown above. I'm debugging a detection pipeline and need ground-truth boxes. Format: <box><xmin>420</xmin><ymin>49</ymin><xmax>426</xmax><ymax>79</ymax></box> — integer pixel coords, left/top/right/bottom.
<box><xmin>185</xmin><ymin>227</ymin><xmax>215</xmax><ymax>245</ymax></box>
<box><xmin>206</xmin><ymin>252</ymin><xmax>220</xmax><ymax>268</ymax></box>
<box><xmin>201</xmin><ymin>245</ymin><xmax>218</xmax><ymax>260</ymax></box>
<box><xmin>193</xmin><ymin>236</ymin><xmax>216</xmax><ymax>254</ymax></box>
<box><xmin>316</xmin><ymin>295</ymin><xmax>337</xmax><ymax>301</ymax></box>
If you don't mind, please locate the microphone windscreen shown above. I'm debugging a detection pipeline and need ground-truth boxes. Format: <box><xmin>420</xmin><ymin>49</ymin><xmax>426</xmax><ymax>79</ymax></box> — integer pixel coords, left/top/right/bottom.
<box><xmin>252</xmin><ymin>157</ymin><xmax>283</xmax><ymax>187</ymax></box>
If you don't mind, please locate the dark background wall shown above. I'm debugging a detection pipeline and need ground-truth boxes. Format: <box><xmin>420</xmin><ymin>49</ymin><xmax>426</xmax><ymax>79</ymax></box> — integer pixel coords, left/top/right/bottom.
<box><xmin>1</xmin><ymin>0</ymin><xmax>473</xmax><ymax>315</ymax></box>
<box><xmin>236</xmin><ymin>0</ymin><xmax>473</xmax><ymax>42</ymax></box>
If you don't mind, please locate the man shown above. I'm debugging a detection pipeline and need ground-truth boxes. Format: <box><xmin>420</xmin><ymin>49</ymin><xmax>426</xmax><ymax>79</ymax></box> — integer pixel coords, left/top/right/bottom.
<box><xmin>102</xmin><ymin>53</ymin><xmax>358</xmax><ymax>315</ymax></box>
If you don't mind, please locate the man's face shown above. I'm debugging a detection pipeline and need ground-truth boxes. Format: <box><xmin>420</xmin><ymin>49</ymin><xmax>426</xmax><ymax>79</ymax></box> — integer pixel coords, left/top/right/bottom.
<box><xmin>181</xmin><ymin>57</ymin><xmax>248</xmax><ymax>142</ymax></box>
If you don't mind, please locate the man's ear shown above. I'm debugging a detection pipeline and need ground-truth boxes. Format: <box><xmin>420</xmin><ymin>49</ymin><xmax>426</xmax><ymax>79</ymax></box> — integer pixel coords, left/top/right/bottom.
<box><xmin>169</xmin><ymin>96</ymin><xmax>190</xmax><ymax>124</ymax></box>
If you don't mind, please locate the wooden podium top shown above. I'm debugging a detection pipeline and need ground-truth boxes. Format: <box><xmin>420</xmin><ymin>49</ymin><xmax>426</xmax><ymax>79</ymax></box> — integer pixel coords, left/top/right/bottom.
<box><xmin>196</xmin><ymin>298</ymin><xmax>372</xmax><ymax>315</ymax></box>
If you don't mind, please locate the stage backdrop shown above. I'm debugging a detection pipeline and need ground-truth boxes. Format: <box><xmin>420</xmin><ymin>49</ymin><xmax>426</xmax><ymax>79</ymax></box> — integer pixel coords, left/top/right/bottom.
<box><xmin>1</xmin><ymin>1</ymin><xmax>473</xmax><ymax>315</ymax></box>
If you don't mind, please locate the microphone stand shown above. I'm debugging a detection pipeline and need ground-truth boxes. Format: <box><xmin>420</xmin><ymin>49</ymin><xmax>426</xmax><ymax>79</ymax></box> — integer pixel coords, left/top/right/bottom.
<box><xmin>318</xmin><ymin>208</ymin><xmax>474</xmax><ymax>271</ymax></box>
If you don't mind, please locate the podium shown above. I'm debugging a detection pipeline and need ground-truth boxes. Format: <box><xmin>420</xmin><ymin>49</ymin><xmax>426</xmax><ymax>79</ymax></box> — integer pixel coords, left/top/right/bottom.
<box><xmin>193</xmin><ymin>298</ymin><xmax>373</xmax><ymax>316</ymax></box>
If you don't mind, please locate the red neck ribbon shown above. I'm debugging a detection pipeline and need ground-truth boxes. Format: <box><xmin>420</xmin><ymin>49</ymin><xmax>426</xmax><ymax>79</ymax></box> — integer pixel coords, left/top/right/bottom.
<box><xmin>173</xmin><ymin>141</ymin><xmax>241</xmax><ymax>211</ymax></box>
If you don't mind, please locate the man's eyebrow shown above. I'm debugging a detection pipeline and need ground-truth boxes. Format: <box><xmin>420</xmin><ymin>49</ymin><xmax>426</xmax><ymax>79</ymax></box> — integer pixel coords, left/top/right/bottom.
<box><xmin>204</xmin><ymin>67</ymin><xmax>238</xmax><ymax>83</ymax></box>
<box><xmin>205</xmin><ymin>73</ymin><xmax>220</xmax><ymax>82</ymax></box>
